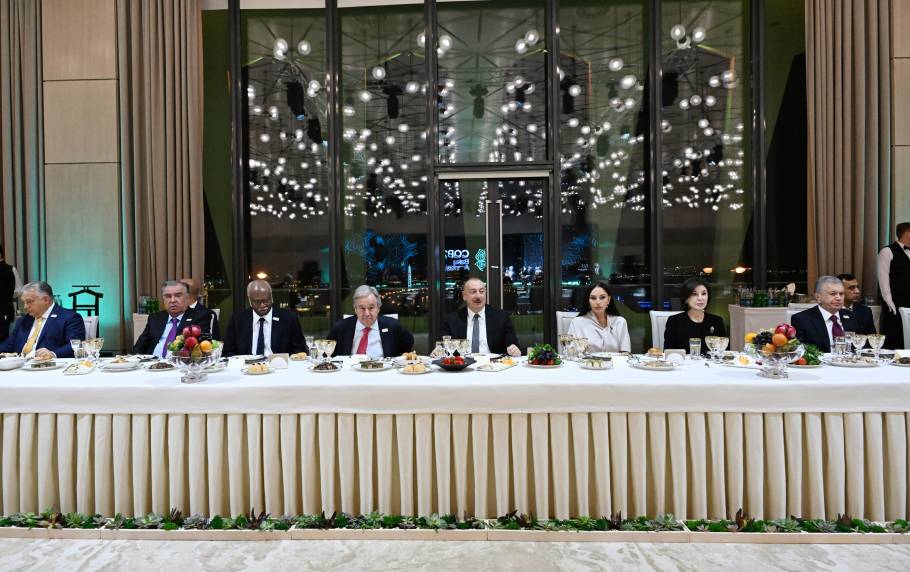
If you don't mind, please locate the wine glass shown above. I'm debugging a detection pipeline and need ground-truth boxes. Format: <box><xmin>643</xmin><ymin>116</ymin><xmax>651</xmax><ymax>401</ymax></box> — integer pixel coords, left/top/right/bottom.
<box><xmin>851</xmin><ymin>334</ymin><xmax>868</xmax><ymax>357</ymax></box>
<box><xmin>716</xmin><ymin>336</ymin><xmax>730</xmax><ymax>360</ymax></box>
<box><xmin>867</xmin><ymin>334</ymin><xmax>886</xmax><ymax>361</ymax></box>
<box><xmin>558</xmin><ymin>334</ymin><xmax>573</xmax><ymax>356</ymax></box>
<box><xmin>704</xmin><ymin>336</ymin><xmax>719</xmax><ymax>362</ymax></box>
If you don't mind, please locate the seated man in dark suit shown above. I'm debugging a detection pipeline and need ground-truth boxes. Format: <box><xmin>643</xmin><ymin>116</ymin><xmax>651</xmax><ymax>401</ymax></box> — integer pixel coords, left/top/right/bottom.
<box><xmin>837</xmin><ymin>273</ymin><xmax>876</xmax><ymax>335</ymax></box>
<box><xmin>181</xmin><ymin>276</ymin><xmax>220</xmax><ymax>339</ymax></box>
<box><xmin>327</xmin><ymin>285</ymin><xmax>413</xmax><ymax>357</ymax></box>
<box><xmin>223</xmin><ymin>279</ymin><xmax>308</xmax><ymax>356</ymax></box>
<box><xmin>133</xmin><ymin>280</ymin><xmax>217</xmax><ymax>357</ymax></box>
<box><xmin>792</xmin><ymin>276</ymin><xmax>859</xmax><ymax>353</ymax></box>
<box><xmin>0</xmin><ymin>281</ymin><xmax>85</xmax><ymax>359</ymax></box>
<box><xmin>442</xmin><ymin>277</ymin><xmax>521</xmax><ymax>356</ymax></box>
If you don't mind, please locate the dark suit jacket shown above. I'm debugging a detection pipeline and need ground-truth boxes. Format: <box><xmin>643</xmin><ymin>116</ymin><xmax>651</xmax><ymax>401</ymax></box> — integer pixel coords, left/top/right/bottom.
<box><xmin>845</xmin><ymin>303</ymin><xmax>876</xmax><ymax>336</ymax></box>
<box><xmin>223</xmin><ymin>307</ymin><xmax>308</xmax><ymax>356</ymax></box>
<box><xmin>133</xmin><ymin>306</ymin><xmax>216</xmax><ymax>355</ymax></box>
<box><xmin>189</xmin><ymin>302</ymin><xmax>221</xmax><ymax>339</ymax></box>
<box><xmin>327</xmin><ymin>315</ymin><xmax>414</xmax><ymax>357</ymax></box>
<box><xmin>792</xmin><ymin>306</ymin><xmax>860</xmax><ymax>353</ymax></box>
<box><xmin>441</xmin><ymin>305</ymin><xmax>520</xmax><ymax>354</ymax></box>
<box><xmin>0</xmin><ymin>305</ymin><xmax>85</xmax><ymax>357</ymax></box>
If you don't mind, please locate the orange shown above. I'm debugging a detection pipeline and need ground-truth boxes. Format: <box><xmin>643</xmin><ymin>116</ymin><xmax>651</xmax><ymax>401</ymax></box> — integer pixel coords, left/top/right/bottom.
<box><xmin>744</xmin><ymin>332</ymin><xmax>757</xmax><ymax>343</ymax></box>
<box><xmin>771</xmin><ymin>333</ymin><xmax>788</xmax><ymax>347</ymax></box>
<box><xmin>199</xmin><ymin>340</ymin><xmax>213</xmax><ymax>353</ymax></box>
<box><xmin>762</xmin><ymin>343</ymin><xmax>776</xmax><ymax>354</ymax></box>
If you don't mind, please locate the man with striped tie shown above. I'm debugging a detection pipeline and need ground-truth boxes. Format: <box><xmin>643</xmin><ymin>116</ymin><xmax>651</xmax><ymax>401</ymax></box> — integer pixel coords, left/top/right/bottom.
<box><xmin>0</xmin><ymin>281</ymin><xmax>85</xmax><ymax>359</ymax></box>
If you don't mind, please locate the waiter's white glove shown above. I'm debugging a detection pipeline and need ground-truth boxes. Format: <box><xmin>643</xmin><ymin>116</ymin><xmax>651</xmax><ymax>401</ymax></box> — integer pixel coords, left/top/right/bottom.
<box><xmin>506</xmin><ymin>344</ymin><xmax>521</xmax><ymax>357</ymax></box>
<box><xmin>886</xmin><ymin>299</ymin><xmax>897</xmax><ymax>314</ymax></box>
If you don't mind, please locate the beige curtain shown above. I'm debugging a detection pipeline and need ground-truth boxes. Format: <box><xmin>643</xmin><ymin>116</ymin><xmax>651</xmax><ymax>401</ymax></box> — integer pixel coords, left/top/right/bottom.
<box><xmin>118</xmin><ymin>0</ymin><xmax>204</xmax><ymax>298</ymax></box>
<box><xmin>807</xmin><ymin>0</ymin><xmax>892</xmax><ymax>290</ymax></box>
<box><xmin>0</xmin><ymin>0</ymin><xmax>43</xmax><ymax>280</ymax></box>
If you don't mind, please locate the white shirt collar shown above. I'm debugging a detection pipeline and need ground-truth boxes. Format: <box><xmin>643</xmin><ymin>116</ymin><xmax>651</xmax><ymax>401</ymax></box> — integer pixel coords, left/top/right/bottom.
<box><xmin>467</xmin><ymin>306</ymin><xmax>486</xmax><ymax>321</ymax></box>
<box><xmin>253</xmin><ymin>308</ymin><xmax>273</xmax><ymax>322</ymax></box>
<box><xmin>40</xmin><ymin>303</ymin><xmax>56</xmax><ymax>320</ymax></box>
<box><xmin>189</xmin><ymin>301</ymin><xmax>198</xmax><ymax>309</ymax></box>
<box><xmin>357</xmin><ymin>320</ymin><xmax>377</xmax><ymax>333</ymax></box>
<box><xmin>818</xmin><ymin>306</ymin><xmax>836</xmax><ymax>322</ymax></box>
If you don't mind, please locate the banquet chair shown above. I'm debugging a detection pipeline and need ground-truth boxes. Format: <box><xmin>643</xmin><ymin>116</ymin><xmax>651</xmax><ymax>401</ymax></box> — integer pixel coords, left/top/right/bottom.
<box><xmin>556</xmin><ymin>311</ymin><xmax>579</xmax><ymax>337</ymax></box>
<box><xmin>649</xmin><ymin>310</ymin><xmax>682</xmax><ymax>350</ymax></box>
<box><xmin>82</xmin><ymin>316</ymin><xmax>99</xmax><ymax>339</ymax></box>
<box><xmin>343</xmin><ymin>313</ymin><xmax>399</xmax><ymax>320</ymax></box>
<box><xmin>901</xmin><ymin>308</ymin><xmax>910</xmax><ymax>349</ymax></box>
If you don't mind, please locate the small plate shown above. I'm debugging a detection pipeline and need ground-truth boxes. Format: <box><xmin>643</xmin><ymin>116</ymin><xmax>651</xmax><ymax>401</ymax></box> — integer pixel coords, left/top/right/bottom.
<box><xmin>203</xmin><ymin>362</ymin><xmax>227</xmax><ymax>373</ymax></box>
<box><xmin>23</xmin><ymin>362</ymin><xmax>65</xmax><ymax>371</ymax></box>
<box><xmin>0</xmin><ymin>357</ymin><xmax>26</xmax><ymax>371</ymax></box>
<box><xmin>579</xmin><ymin>362</ymin><xmax>613</xmax><ymax>371</ymax></box>
<box><xmin>63</xmin><ymin>362</ymin><xmax>96</xmax><ymax>376</ymax></box>
<box><xmin>476</xmin><ymin>362</ymin><xmax>517</xmax><ymax>372</ymax></box>
<box><xmin>242</xmin><ymin>365</ymin><xmax>273</xmax><ymax>375</ymax></box>
<box><xmin>352</xmin><ymin>362</ymin><xmax>394</xmax><ymax>372</ymax></box>
<box><xmin>100</xmin><ymin>361</ymin><xmax>140</xmax><ymax>372</ymax></box>
<box><xmin>890</xmin><ymin>361</ymin><xmax>910</xmax><ymax>368</ymax></box>
<box><xmin>822</xmin><ymin>358</ymin><xmax>879</xmax><ymax>368</ymax></box>
<box><xmin>145</xmin><ymin>361</ymin><xmax>177</xmax><ymax>372</ymax></box>
<box><xmin>394</xmin><ymin>356</ymin><xmax>431</xmax><ymax>366</ymax></box>
<box><xmin>432</xmin><ymin>357</ymin><xmax>476</xmax><ymax>372</ymax></box>
<box><xmin>790</xmin><ymin>363</ymin><xmax>823</xmax><ymax>369</ymax></box>
<box><xmin>398</xmin><ymin>366</ymin><xmax>431</xmax><ymax>375</ymax></box>
<box><xmin>309</xmin><ymin>364</ymin><xmax>341</xmax><ymax>373</ymax></box>
<box><xmin>630</xmin><ymin>361</ymin><xmax>676</xmax><ymax>372</ymax></box>
<box><xmin>290</xmin><ymin>353</ymin><xmax>310</xmax><ymax>362</ymax></box>
<box><xmin>524</xmin><ymin>362</ymin><xmax>563</xmax><ymax>369</ymax></box>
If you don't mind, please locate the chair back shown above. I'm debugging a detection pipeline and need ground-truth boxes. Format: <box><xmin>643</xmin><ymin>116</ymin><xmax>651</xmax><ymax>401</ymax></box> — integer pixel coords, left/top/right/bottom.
<box><xmin>343</xmin><ymin>313</ymin><xmax>399</xmax><ymax>320</ymax></box>
<box><xmin>556</xmin><ymin>311</ymin><xmax>578</xmax><ymax>337</ymax></box>
<box><xmin>649</xmin><ymin>310</ymin><xmax>683</xmax><ymax>350</ymax></box>
<box><xmin>900</xmin><ymin>308</ymin><xmax>910</xmax><ymax>350</ymax></box>
<box><xmin>82</xmin><ymin>316</ymin><xmax>99</xmax><ymax>339</ymax></box>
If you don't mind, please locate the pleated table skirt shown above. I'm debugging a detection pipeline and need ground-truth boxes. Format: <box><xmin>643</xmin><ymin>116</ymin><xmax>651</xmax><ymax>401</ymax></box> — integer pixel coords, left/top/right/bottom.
<box><xmin>2</xmin><ymin>411</ymin><xmax>908</xmax><ymax>520</ymax></box>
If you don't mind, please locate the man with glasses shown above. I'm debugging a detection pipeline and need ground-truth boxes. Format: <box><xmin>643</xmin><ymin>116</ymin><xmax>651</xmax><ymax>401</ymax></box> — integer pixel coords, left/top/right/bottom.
<box><xmin>222</xmin><ymin>279</ymin><xmax>308</xmax><ymax>357</ymax></box>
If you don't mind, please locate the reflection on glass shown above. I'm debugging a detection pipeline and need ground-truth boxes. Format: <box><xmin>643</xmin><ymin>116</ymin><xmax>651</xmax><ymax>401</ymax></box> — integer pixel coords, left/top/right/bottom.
<box><xmin>558</xmin><ymin>0</ymin><xmax>650</xmax><ymax>350</ymax></box>
<box><xmin>443</xmin><ymin>179</ymin><xmax>545</xmax><ymax>348</ymax></box>
<box><xmin>660</xmin><ymin>1</ymin><xmax>751</xmax><ymax>319</ymax></box>
<box><xmin>437</xmin><ymin>0</ymin><xmax>547</xmax><ymax>164</ymax></box>
<box><xmin>340</xmin><ymin>3</ymin><xmax>429</xmax><ymax>352</ymax></box>
<box><xmin>243</xmin><ymin>6</ymin><xmax>331</xmax><ymax>337</ymax></box>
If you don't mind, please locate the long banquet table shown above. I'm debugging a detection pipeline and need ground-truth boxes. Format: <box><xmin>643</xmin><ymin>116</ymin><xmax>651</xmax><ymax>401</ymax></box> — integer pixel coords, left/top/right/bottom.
<box><xmin>1</xmin><ymin>356</ymin><xmax>909</xmax><ymax>521</ymax></box>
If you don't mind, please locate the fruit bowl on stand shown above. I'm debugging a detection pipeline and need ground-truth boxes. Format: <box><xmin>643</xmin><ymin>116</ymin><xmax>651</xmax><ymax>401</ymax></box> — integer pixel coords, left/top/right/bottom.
<box><xmin>165</xmin><ymin>324</ymin><xmax>223</xmax><ymax>384</ymax></box>
<box><xmin>745</xmin><ymin>323</ymin><xmax>805</xmax><ymax>379</ymax></box>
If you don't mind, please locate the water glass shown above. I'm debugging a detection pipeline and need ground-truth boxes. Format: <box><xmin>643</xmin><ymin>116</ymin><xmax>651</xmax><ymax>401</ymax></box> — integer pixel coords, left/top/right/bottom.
<box><xmin>843</xmin><ymin>331</ymin><xmax>855</xmax><ymax>354</ymax></box>
<box><xmin>433</xmin><ymin>341</ymin><xmax>444</xmax><ymax>358</ymax></box>
<box><xmin>688</xmin><ymin>338</ymin><xmax>702</xmax><ymax>359</ymax></box>
<box><xmin>833</xmin><ymin>336</ymin><xmax>846</xmax><ymax>356</ymax></box>
<box><xmin>70</xmin><ymin>339</ymin><xmax>83</xmax><ymax>360</ymax></box>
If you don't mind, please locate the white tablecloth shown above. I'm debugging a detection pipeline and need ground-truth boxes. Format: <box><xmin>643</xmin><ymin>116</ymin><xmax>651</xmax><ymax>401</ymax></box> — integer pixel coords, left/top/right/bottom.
<box><xmin>1</xmin><ymin>357</ymin><xmax>909</xmax><ymax>521</ymax></box>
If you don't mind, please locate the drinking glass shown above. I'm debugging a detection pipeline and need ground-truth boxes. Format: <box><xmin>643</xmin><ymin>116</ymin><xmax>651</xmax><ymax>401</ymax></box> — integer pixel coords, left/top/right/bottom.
<box><xmin>433</xmin><ymin>341</ymin><xmax>445</xmax><ymax>358</ymax></box>
<box><xmin>867</xmin><ymin>334</ymin><xmax>886</xmax><ymax>361</ymax></box>
<box><xmin>70</xmin><ymin>339</ymin><xmax>83</xmax><ymax>360</ymax></box>
<box><xmin>688</xmin><ymin>338</ymin><xmax>702</xmax><ymax>359</ymax></box>
<box><xmin>851</xmin><ymin>334</ymin><xmax>868</xmax><ymax>356</ymax></box>
<box><xmin>573</xmin><ymin>337</ymin><xmax>589</xmax><ymax>360</ymax></box>
<box><xmin>843</xmin><ymin>331</ymin><xmax>855</xmax><ymax>355</ymax></box>
<box><xmin>833</xmin><ymin>336</ymin><xmax>847</xmax><ymax>356</ymax></box>
<box><xmin>558</xmin><ymin>334</ymin><xmax>573</xmax><ymax>356</ymax></box>
<box><xmin>704</xmin><ymin>336</ymin><xmax>718</xmax><ymax>361</ymax></box>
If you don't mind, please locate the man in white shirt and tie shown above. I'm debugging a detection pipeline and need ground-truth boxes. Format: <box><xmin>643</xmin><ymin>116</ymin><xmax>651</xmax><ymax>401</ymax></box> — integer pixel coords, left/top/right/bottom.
<box><xmin>326</xmin><ymin>285</ymin><xmax>414</xmax><ymax>357</ymax></box>
<box><xmin>441</xmin><ymin>278</ymin><xmax>521</xmax><ymax>356</ymax></box>
<box><xmin>877</xmin><ymin>222</ymin><xmax>910</xmax><ymax>349</ymax></box>
<box><xmin>222</xmin><ymin>280</ymin><xmax>308</xmax><ymax>356</ymax></box>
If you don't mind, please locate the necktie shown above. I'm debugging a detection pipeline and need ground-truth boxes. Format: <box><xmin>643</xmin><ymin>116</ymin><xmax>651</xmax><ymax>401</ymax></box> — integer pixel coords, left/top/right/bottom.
<box><xmin>21</xmin><ymin>317</ymin><xmax>44</xmax><ymax>355</ymax></box>
<box><xmin>904</xmin><ymin>245</ymin><xmax>910</xmax><ymax>251</ymax></box>
<box><xmin>356</xmin><ymin>326</ymin><xmax>371</xmax><ymax>355</ymax></box>
<box><xmin>830</xmin><ymin>314</ymin><xmax>844</xmax><ymax>339</ymax></box>
<box><xmin>162</xmin><ymin>317</ymin><xmax>179</xmax><ymax>357</ymax></box>
<box><xmin>471</xmin><ymin>314</ymin><xmax>480</xmax><ymax>353</ymax></box>
<box><xmin>256</xmin><ymin>317</ymin><xmax>266</xmax><ymax>355</ymax></box>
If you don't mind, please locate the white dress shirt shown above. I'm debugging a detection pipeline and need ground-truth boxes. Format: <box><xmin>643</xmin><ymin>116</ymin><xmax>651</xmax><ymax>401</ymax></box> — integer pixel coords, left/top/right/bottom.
<box><xmin>466</xmin><ymin>307</ymin><xmax>490</xmax><ymax>354</ymax></box>
<box><xmin>153</xmin><ymin>312</ymin><xmax>185</xmax><ymax>357</ymax></box>
<box><xmin>251</xmin><ymin>309</ymin><xmax>273</xmax><ymax>356</ymax></box>
<box><xmin>23</xmin><ymin>303</ymin><xmax>55</xmax><ymax>358</ymax></box>
<box><xmin>877</xmin><ymin>242</ymin><xmax>910</xmax><ymax>309</ymax></box>
<box><xmin>818</xmin><ymin>306</ymin><xmax>839</xmax><ymax>348</ymax></box>
<box><xmin>353</xmin><ymin>320</ymin><xmax>384</xmax><ymax>358</ymax></box>
<box><xmin>566</xmin><ymin>312</ymin><xmax>632</xmax><ymax>353</ymax></box>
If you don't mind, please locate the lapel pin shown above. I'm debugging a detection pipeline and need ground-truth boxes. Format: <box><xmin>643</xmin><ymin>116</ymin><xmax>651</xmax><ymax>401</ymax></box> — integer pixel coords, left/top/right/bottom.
<box><xmin>273</xmin><ymin>316</ymin><xmax>280</xmax><ymax>321</ymax></box>
<box><xmin>50</xmin><ymin>314</ymin><xmax>58</xmax><ymax>318</ymax></box>
<box><xmin>381</xmin><ymin>328</ymin><xmax>389</xmax><ymax>333</ymax></box>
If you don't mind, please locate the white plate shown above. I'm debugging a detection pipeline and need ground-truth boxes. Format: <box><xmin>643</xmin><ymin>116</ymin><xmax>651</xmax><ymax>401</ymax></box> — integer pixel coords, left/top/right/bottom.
<box><xmin>352</xmin><ymin>362</ymin><xmax>394</xmax><ymax>372</ymax></box>
<box><xmin>476</xmin><ymin>362</ymin><xmax>518</xmax><ymax>372</ymax></box>
<box><xmin>63</xmin><ymin>363</ymin><xmax>96</xmax><ymax>376</ymax></box>
<box><xmin>100</xmin><ymin>362</ymin><xmax>140</xmax><ymax>372</ymax></box>
<box><xmin>790</xmin><ymin>364</ymin><xmax>823</xmax><ymax>369</ymax></box>
<box><xmin>822</xmin><ymin>359</ymin><xmax>879</xmax><ymax>368</ymax></box>
<box><xmin>629</xmin><ymin>361</ymin><xmax>676</xmax><ymax>372</ymax></box>
<box><xmin>309</xmin><ymin>364</ymin><xmax>341</xmax><ymax>373</ymax></box>
<box><xmin>0</xmin><ymin>357</ymin><xmax>26</xmax><ymax>371</ymax></box>
<box><xmin>579</xmin><ymin>362</ymin><xmax>613</xmax><ymax>371</ymax></box>
<box><xmin>398</xmin><ymin>367</ymin><xmax>431</xmax><ymax>375</ymax></box>
<box><xmin>242</xmin><ymin>366</ymin><xmax>273</xmax><ymax>375</ymax></box>
<box><xmin>890</xmin><ymin>361</ymin><xmax>910</xmax><ymax>368</ymax></box>
<box><xmin>394</xmin><ymin>356</ymin><xmax>431</xmax><ymax>366</ymax></box>
<box><xmin>23</xmin><ymin>362</ymin><xmax>65</xmax><ymax>371</ymax></box>
<box><xmin>524</xmin><ymin>362</ymin><xmax>563</xmax><ymax>369</ymax></box>
<box><xmin>204</xmin><ymin>362</ymin><xmax>227</xmax><ymax>373</ymax></box>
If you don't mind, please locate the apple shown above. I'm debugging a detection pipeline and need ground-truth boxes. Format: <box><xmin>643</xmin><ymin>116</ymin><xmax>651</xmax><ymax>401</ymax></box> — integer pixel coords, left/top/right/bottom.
<box><xmin>190</xmin><ymin>325</ymin><xmax>202</xmax><ymax>338</ymax></box>
<box><xmin>182</xmin><ymin>327</ymin><xmax>192</xmax><ymax>338</ymax></box>
<box><xmin>787</xmin><ymin>325</ymin><xmax>797</xmax><ymax>339</ymax></box>
<box><xmin>775</xmin><ymin>324</ymin><xmax>789</xmax><ymax>335</ymax></box>
<box><xmin>184</xmin><ymin>336</ymin><xmax>198</xmax><ymax>350</ymax></box>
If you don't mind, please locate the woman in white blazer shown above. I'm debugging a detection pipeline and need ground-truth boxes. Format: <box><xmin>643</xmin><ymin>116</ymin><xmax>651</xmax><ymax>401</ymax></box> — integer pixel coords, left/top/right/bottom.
<box><xmin>567</xmin><ymin>280</ymin><xmax>631</xmax><ymax>353</ymax></box>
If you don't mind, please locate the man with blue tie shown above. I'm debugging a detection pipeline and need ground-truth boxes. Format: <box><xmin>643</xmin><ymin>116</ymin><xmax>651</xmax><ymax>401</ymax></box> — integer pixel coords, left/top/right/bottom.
<box><xmin>222</xmin><ymin>279</ymin><xmax>308</xmax><ymax>356</ymax></box>
<box><xmin>0</xmin><ymin>281</ymin><xmax>85</xmax><ymax>358</ymax></box>
<box><xmin>133</xmin><ymin>280</ymin><xmax>216</xmax><ymax>356</ymax></box>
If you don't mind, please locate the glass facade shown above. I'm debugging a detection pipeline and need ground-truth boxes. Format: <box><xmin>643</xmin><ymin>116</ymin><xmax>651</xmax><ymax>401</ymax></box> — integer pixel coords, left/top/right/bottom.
<box><xmin>202</xmin><ymin>0</ymin><xmax>799</xmax><ymax>352</ymax></box>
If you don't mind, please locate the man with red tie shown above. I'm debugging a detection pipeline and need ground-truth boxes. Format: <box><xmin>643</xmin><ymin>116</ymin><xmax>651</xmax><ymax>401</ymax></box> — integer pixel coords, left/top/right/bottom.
<box><xmin>791</xmin><ymin>276</ymin><xmax>859</xmax><ymax>353</ymax></box>
<box><xmin>326</xmin><ymin>285</ymin><xmax>413</xmax><ymax>357</ymax></box>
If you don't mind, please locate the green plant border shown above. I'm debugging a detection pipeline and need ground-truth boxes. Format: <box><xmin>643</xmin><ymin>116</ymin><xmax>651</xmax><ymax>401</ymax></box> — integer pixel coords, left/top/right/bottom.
<box><xmin>0</xmin><ymin>507</ymin><xmax>906</xmax><ymax>535</ymax></box>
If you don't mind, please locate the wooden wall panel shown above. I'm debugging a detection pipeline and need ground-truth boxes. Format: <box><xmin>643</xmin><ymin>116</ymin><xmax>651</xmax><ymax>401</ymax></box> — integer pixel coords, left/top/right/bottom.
<box><xmin>43</xmin><ymin>80</ymin><xmax>119</xmax><ymax>164</ymax></box>
<box><xmin>895</xmin><ymin>0</ymin><xmax>910</xmax><ymax>58</ymax></box>
<box><xmin>896</xmin><ymin>147</ymin><xmax>910</xmax><ymax>223</ymax></box>
<box><xmin>42</xmin><ymin>0</ymin><xmax>117</xmax><ymax>81</ymax></box>
<box><xmin>896</xmin><ymin>60</ymin><xmax>910</xmax><ymax>146</ymax></box>
<box><xmin>44</xmin><ymin>163</ymin><xmax>123</xmax><ymax>348</ymax></box>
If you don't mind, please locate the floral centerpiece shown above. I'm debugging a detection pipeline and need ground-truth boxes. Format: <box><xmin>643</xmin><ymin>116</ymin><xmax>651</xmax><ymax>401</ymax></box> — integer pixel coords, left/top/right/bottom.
<box><xmin>166</xmin><ymin>325</ymin><xmax>223</xmax><ymax>383</ymax></box>
<box><xmin>744</xmin><ymin>323</ymin><xmax>805</xmax><ymax>379</ymax></box>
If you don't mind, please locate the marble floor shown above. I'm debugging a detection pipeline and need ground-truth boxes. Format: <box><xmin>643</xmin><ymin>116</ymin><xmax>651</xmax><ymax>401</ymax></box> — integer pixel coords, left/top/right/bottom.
<box><xmin>1</xmin><ymin>539</ymin><xmax>909</xmax><ymax>571</ymax></box>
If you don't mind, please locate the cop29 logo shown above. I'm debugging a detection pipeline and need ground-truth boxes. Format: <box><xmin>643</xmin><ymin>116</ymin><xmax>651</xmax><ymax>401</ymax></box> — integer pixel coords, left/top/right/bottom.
<box><xmin>445</xmin><ymin>249</ymin><xmax>470</xmax><ymax>259</ymax></box>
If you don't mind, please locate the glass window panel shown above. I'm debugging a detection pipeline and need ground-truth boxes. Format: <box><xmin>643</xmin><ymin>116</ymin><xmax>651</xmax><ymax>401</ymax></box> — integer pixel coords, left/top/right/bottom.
<box><xmin>340</xmin><ymin>2</ymin><xmax>429</xmax><ymax>352</ymax></box>
<box><xmin>660</xmin><ymin>0</ymin><xmax>751</xmax><ymax>322</ymax></box>
<box><xmin>437</xmin><ymin>0</ymin><xmax>547</xmax><ymax>164</ymax></box>
<box><xmin>558</xmin><ymin>0</ymin><xmax>651</xmax><ymax>350</ymax></box>
<box><xmin>243</xmin><ymin>6</ymin><xmax>331</xmax><ymax>337</ymax></box>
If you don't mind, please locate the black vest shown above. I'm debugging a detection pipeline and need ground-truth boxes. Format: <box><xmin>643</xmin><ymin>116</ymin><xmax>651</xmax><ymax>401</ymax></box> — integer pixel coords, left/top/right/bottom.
<box><xmin>887</xmin><ymin>242</ymin><xmax>910</xmax><ymax>307</ymax></box>
<box><xmin>0</xmin><ymin>262</ymin><xmax>14</xmax><ymax>319</ymax></box>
